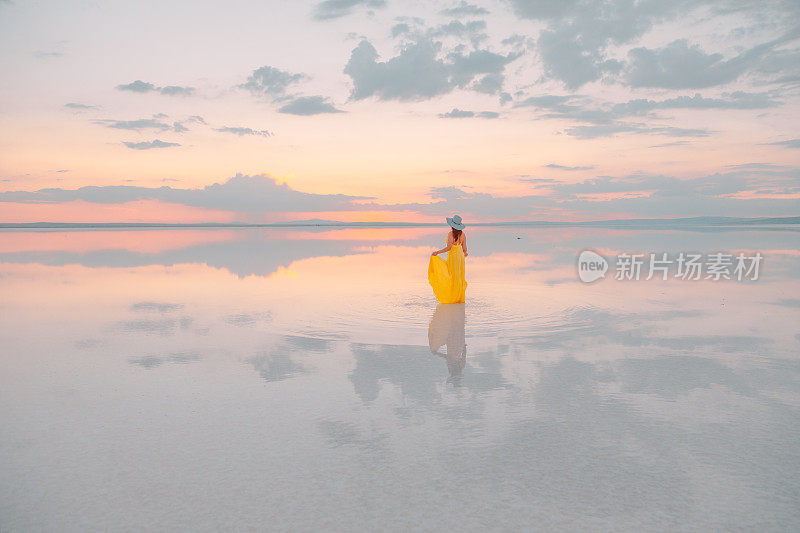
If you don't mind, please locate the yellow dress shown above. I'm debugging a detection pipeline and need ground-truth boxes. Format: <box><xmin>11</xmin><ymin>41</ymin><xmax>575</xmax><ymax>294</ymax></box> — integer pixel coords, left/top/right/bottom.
<box><xmin>428</xmin><ymin>238</ymin><xmax>467</xmax><ymax>304</ymax></box>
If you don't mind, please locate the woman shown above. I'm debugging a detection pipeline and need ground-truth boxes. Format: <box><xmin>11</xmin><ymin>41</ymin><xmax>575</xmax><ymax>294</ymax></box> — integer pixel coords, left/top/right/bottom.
<box><xmin>428</xmin><ymin>214</ymin><xmax>468</xmax><ymax>304</ymax></box>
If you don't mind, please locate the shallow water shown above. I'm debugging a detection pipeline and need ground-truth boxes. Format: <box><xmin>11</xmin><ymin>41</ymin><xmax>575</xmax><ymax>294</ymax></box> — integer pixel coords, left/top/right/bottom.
<box><xmin>1</xmin><ymin>226</ymin><xmax>799</xmax><ymax>531</ymax></box>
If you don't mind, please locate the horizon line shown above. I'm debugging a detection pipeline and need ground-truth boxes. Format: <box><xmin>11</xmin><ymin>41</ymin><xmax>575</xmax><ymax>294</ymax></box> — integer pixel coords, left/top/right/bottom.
<box><xmin>2</xmin><ymin>215</ymin><xmax>800</xmax><ymax>230</ymax></box>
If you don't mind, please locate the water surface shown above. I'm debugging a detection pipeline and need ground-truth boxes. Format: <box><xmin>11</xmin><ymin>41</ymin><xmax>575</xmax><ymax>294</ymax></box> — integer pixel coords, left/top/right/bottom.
<box><xmin>1</xmin><ymin>227</ymin><xmax>799</xmax><ymax>531</ymax></box>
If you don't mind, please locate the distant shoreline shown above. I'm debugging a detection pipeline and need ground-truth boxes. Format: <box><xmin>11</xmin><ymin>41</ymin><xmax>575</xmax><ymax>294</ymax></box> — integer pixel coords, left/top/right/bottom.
<box><xmin>1</xmin><ymin>216</ymin><xmax>799</xmax><ymax>230</ymax></box>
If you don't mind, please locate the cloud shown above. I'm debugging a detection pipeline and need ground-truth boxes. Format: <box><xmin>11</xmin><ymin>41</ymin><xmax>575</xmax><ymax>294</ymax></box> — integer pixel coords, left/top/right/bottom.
<box><xmin>612</xmin><ymin>92</ymin><xmax>780</xmax><ymax>114</ymax></box>
<box><xmin>625</xmin><ymin>40</ymin><xmax>751</xmax><ymax>89</ymax></box>
<box><xmin>764</xmin><ymin>139</ymin><xmax>800</xmax><ymax>148</ymax></box>
<box><xmin>368</xmin><ymin>166</ymin><xmax>800</xmax><ymax>218</ymax></box>
<box><xmin>344</xmin><ymin>38</ymin><xmax>518</xmax><ymax>101</ymax></box>
<box><xmin>535</xmin><ymin>27</ymin><xmax>621</xmax><ymax>90</ymax></box>
<box><xmin>432</xmin><ymin>20</ymin><xmax>488</xmax><ymax>45</ymax></box>
<box><xmin>238</xmin><ymin>66</ymin><xmax>309</xmax><ymax>97</ymax></box>
<box><xmin>507</xmin><ymin>0</ymin><xmax>799</xmax><ymax>90</ymax></box>
<box><xmin>546</xmin><ymin>164</ymin><xmax>594</xmax><ymax>171</ymax></box>
<box><xmin>277</xmin><ymin>95</ymin><xmax>343</xmax><ymax>115</ymax></box>
<box><xmin>103</xmin><ymin>118</ymin><xmax>172</xmax><ymax>131</ymax></box>
<box><xmin>391</xmin><ymin>23</ymin><xmax>412</xmax><ymax>38</ymax></box>
<box><xmin>34</xmin><ymin>50</ymin><xmax>63</xmax><ymax>59</ymax></box>
<box><xmin>98</xmin><ymin>115</ymin><xmax>203</xmax><ymax>133</ymax></box>
<box><xmin>514</xmin><ymin>93</ymin><xmax>715</xmax><ymax>138</ymax></box>
<box><xmin>439</xmin><ymin>108</ymin><xmax>499</xmax><ymax>118</ymax></box>
<box><xmin>311</xmin><ymin>0</ymin><xmax>386</xmax><ymax>20</ymax></box>
<box><xmin>215</xmin><ymin>126</ymin><xmax>273</xmax><ymax>137</ymax></box>
<box><xmin>122</xmin><ymin>139</ymin><xmax>181</xmax><ymax>150</ymax></box>
<box><xmin>117</xmin><ymin>80</ymin><xmax>156</xmax><ymax>93</ymax></box>
<box><xmin>507</xmin><ymin>0</ymin><xmax>689</xmax><ymax>89</ymax></box>
<box><xmin>624</xmin><ymin>26</ymin><xmax>800</xmax><ymax>89</ymax></box>
<box><xmin>116</xmin><ymin>79</ymin><xmax>195</xmax><ymax>96</ymax></box>
<box><xmin>158</xmin><ymin>85</ymin><xmax>195</xmax><ymax>96</ymax></box>
<box><xmin>564</xmin><ymin>124</ymin><xmax>710</xmax><ymax>140</ymax></box>
<box><xmin>64</xmin><ymin>103</ymin><xmax>97</xmax><ymax>110</ymax></box>
<box><xmin>345</xmin><ymin>40</ymin><xmax>450</xmax><ymax>101</ymax></box>
<box><xmin>3</xmin><ymin>161</ymin><xmax>797</xmax><ymax>219</ymax></box>
<box><xmin>439</xmin><ymin>2</ymin><xmax>490</xmax><ymax>17</ymax></box>
<box><xmin>0</xmin><ymin>173</ymin><xmax>371</xmax><ymax>212</ymax></box>
<box><xmin>471</xmin><ymin>72</ymin><xmax>505</xmax><ymax>94</ymax></box>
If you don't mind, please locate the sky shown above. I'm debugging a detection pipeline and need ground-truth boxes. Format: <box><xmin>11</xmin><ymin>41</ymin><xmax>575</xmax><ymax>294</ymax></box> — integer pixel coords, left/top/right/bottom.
<box><xmin>0</xmin><ymin>0</ymin><xmax>799</xmax><ymax>223</ymax></box>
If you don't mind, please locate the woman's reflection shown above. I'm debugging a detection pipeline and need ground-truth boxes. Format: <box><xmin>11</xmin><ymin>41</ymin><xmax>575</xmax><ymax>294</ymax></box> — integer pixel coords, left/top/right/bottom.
<box><xmin>428</xmin><ymin>303</ymin><xmax>466</xmax><ymax>382</ymax></box>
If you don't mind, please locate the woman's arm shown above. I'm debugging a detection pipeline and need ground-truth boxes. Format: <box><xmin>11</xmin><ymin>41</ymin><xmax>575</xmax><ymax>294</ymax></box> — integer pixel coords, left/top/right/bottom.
<box><xmin>462</xmin><ymin>234</ymin><xmax>468</xmax><ymax>257</ymax></box>
<box><xmin>431</xmin><ymin>243</ymin><xmax>452</xmax><ymax>256</ymax></box>
<box><xmin>432</xmin><ymin>234</ymin><xmax>453</xmax><ymax>256</ymax></box>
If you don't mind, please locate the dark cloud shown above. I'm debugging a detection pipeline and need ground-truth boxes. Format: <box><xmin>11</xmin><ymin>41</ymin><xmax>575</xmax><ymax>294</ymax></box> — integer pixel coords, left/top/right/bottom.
<box><xmin>0</xmin><ymin>173</ymin><xmax>370</xmax><ymax>212</ymax></box>
<box><xmin>312</xmin><ymin>0</ymin><xmax>386</xmax><ymax>20</ymax></box>
<box><xmin>612</xmin><ymin>92</ymin><xmax>780</xmax><ymax>114</ymax></box>
<box><xmin>64</xmin><ymin>102</ymin><xmax>97</xmax><ymax>110</ymax></box>
<box><xmin>514</xmin><ymin>90</ymin><xmax>776</xmax><ymax>139</ymax></box>
<box><xmin>439</xmin><ymin>2</ymin><xmax>490</xmax><ymax>17</ymax></box>
<box><xmin>440</xmin><ymin>108</ymin><xmax>475</xmax><ymax>118</ymax></box>
<box><xmin>507</xmin><ymin>0</ymin><xmax>688</xmax><ymax>88</ymax></box>
<box><xmin>345</xmin><ymin>39</ymin><xmax>450</xmax><ymax>101</ymax></box>
<box><xmin>122</xmin><ymin>139</ymin><xmax>180</xmax><ymax>150</ymax></box>
<box><xmin>439</xmin><ymin>108</ymin><xmax>499</xmax><ymax>118</ymax></box>
<box><xmin>432</xmin><ymin>19</ymin><xmax>488</xmax><ymax>45</ymax></box>
<box><xmin>546</xmin><ymin>164</ymin><xmax>594</xmax><ymax>171</ymax></box>
<box><xmin>764</xmin><ymin>139</ymin><xmax>800</xmax><ymax>148</ymax></box>
<box><xmin>117</xmin><ymin>80</ymin><xmax>156</xmax><ymax>93</ymax></box>
<box><xmin>98</xmin><ymin>115</ymin><xmax>202</xmax><ymax>133</ymax></box>
<box><xmin>103</xmin><ymin>118</ymin><xmax>172</xmax><ymax>131</ymax></box>
<box><xmin>448</xmin><ymin>48</ymin><xmax>517</xmax><ymax>86</ymax></box>
<box><xmin>344</xmin><ymin>38</ymin><xmax>518</xmax><ymax>101</ymax></box>
<box><xmin>158</xmin><ymin>85</ymin><xmax>195</xmax><ymax>96</ymax></box>
<box><xmin>514</xmin><ymin>94</ymin><xmax>715</xmax><ymax>138</ymax></box>
<box><xmin>238</xmin><ymin>66</ymin><xmax>309</xmax><ymax>97</ymax></box>
<box><xmin>625</xmin><ymin>25</ymin><xmax>800</xmax><ymax>89</ymax></box>
<box><xmin>472</xmin><ymin>72</ymin><xmax>505</xmax><ymax>94</ymax></box>
<box><xmin>508</xmin><ymin>0</ymin><xmax>799</xmax><ymax>90</ymax></box>
<box><xmin>116</xmin><ymin>79</ymin><xmax>195</xmax><ymax>96</ymax></box>
<box><xmin>277</xmin><ymin>95</ymin><xmax>343</xmax><ymax>115</ymax></box>
<box><xmin>391</xmin><ymin>23</ymin><xmax>411</xmax><ymax>37</ymax></box>
<box><xmin>2</xmin><ymin>161</ymin><xmax>797</xmax><ymax>219</ymax></box>
<box><xmin>362</xmin><ymin>167</ymin><xmax>800</xmax><ymax>218</ymax></box>
<box><xmin>625</xmin><ymin>40</ymin><xmax>752</xmax><ymax>89</ymax></box>
<box><xmin>771</xmin><ymin>298</ymin><xmax>800</xmax><ymax>308</ymax></box>
<box><xmin>34</xmin><ymin>50</ymin><xmax>63</xmax><ymax>59</ymax></box>
<box><xmin>564</xmin><ymin>123</ymin><xmax>710</xmax><ymax>140</ymax></box>
<box><xmin>215</xmin><ymin>126</ymin><xmax>273</xmax><ymax>137</ymax></box>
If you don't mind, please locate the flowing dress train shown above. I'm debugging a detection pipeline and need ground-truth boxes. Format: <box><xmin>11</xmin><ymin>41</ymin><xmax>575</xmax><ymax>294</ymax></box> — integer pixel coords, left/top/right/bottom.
<box><xmin>428</xmin><ymin>239</ymin><xmax>467</xmax><ymax>304</ymax></box>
